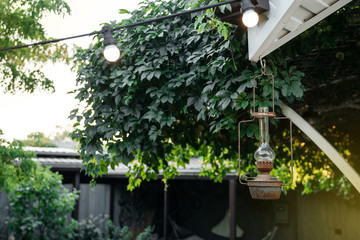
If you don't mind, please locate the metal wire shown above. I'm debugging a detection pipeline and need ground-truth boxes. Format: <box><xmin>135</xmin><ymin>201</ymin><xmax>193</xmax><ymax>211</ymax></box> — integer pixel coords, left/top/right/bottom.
<box><xmin>0</xmin><ymin>31</ymin><xmax>102</xmax><ymax>52</ymax></box>
<box><xmin>0</xmin><ymin>0</ymin><xmax>240</xmax><ymax>52</ymax></box>
<box><xmin>274</xmin><ymin>116</ymin><xmax>294</xmax><ymax>186</ymax></box>
<box><xmin>238</xmin><ymin>118</ymin><xmax>255</xmax><ymax>185</ymax></box>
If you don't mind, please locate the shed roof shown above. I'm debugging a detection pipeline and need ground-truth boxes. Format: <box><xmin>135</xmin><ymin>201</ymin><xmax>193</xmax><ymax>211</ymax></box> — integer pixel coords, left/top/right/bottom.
<box><xmin>23</xmin><ymin>146</ymin><xmax>80</xmax><ymax>158</ymax></box>
<box><xmin>24</xmin><ymin>147</ymin><xmax>236</xmax><ymax>178</ymax></box>
<box><xmin>33</xmin><ymin>157</ymin><xmax>236</xmax><ymax>178</ymax></box>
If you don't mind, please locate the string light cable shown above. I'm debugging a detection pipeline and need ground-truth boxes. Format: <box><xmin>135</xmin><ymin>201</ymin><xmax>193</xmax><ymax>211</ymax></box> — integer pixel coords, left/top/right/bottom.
<box><xmin>1</xmin><ymin>0</ymin><xmax>267</xmax><ymax>62</ymax></box>
<box><xmin>0</xmin><ymin>0</ymin><xmax>243</xmax><ymax>53</ymax></box>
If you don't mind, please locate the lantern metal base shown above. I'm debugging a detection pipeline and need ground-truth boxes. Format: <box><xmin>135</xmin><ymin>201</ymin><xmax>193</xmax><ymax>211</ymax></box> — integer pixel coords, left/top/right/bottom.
<box><xmin>247</xmin><ymin>175</ymin><xmax>283</xmax><ymax>200</ymax></box>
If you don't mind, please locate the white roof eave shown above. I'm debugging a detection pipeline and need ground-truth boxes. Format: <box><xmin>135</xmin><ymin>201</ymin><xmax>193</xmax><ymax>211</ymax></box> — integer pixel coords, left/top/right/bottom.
<box><xmin>248</xmin><ymin>0</ymin><xmax>352</xmax><ymax>62</ymax></box>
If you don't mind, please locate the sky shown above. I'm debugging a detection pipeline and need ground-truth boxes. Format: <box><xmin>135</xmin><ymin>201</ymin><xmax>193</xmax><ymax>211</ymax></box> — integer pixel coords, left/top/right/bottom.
<box><xmin>0</xmin><ymin>0</ymin><xmax>142</xmax><ymax>141</ymax></box>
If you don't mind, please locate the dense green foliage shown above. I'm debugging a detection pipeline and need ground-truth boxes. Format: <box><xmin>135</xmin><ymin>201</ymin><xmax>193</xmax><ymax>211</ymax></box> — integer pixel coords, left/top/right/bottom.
<box><xmin>1</xmin><ymin>140</ymin><xmax>152</xmax><ymax>239</ymax></box>
<box><xmin>0</xmin><ymin>133</ymin><xmax>75</xmax><ymax>239</ymax></box>
<box><xmin>0</xmin><ymin>129</ymin><xmax>154</xmax><ymax>238</ymax></box>
<box><xmin>71</xmin><ymin>0</ymin><xmax>305</xmax><ymax>189</ymax></box>
<box><xmin>7</xmin><ymin>160</ymin><xmax>78</xmax><ymax>240</ymax></box>
<box><xmin>0</xmin><ymin>0</ymin><xmax>70</xmax><ymax>93</ymax></box>
<box><xmin>8</xmin><ymin>174</ymin><xmax>153</xmax><ymax>239</ymax></box>
<box><xmin>70</xmin><ymin>0</ymin><xmax>360</xmax><ymax>198</ymax></box>
<box><xmin>0</xmin><ymin>132</ymin><xmax>36</xmax><ymax>193</ymax></box>
<box><xmin>74</xmin><ymin>215</ymin><xmax>132</xmax><ymax>240</ymax></box>
<box><xmin>72</xmin><ymin>215</ymin><xmax>153</xmax><ymax>240</ymax></box>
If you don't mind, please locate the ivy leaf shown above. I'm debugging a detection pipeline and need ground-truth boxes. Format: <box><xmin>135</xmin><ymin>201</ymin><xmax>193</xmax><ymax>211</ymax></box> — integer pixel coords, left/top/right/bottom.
<box><xmin>143</xmin><ymin>111</ymin><xmax>156</xmax><ymax>121</ymax></box>
<box><xmin>147</xmin><ymin>71</ymin><xmax>154</xmax><ymax>81</ymax></box>
<box><xmin>246</xmin><ymin>124</ymin><xmax>258</xmax><ymax>138</ymax></box>
<box><xmin>198</xmin><ymin>23</ymin><xmax>206</xmax><ymax>33</ymax></box>
<box><xmin>119</xmin><ymin>9</ymin><xmax>130</xmax><ymax>14</ymax></box>
<box><xmin>216</xmin><ymin>90</ymin><xmax>228</xmax><ymax>97</ymax></box>
<box><xmin>194</xmin><ymin>98</ymin><xmax>204</xmax><ymax>111</ymax></box>
<box><xmin>210</xmin><ymin>66</ymin><xmax>216</xmax><ymax>76</ymax></box>
<box><xmin>104</xmin><ymin>131</ymin><xmax>114</xmax><ymax>140</ymax></box>
<box><xmin>202</xmin><ymin>82</ymin><xmax>216</xmax><ymax>93</ymax></box>
<box><xmin>289</xmin><ymin>65</ymin><xmax>298</xmax><ymax>73</ymax></box>
<box><xmin>230</xmin><ymin>92</ymin><xmax>238</xmax><ymax>99</ymax></box>
<box><xmin>263</xmin><ymin>83</ymin><xmax>272</xmax><ymax>97</ymax></box>
<box><xmin>218</xmin><ymin>98</ymin><xmax>231</xmax><ymax>110</ymax></box>
<box><xmin>233</xmin><ymin>75</ymin><xmax>246</xmax><ymax>82</ymax></box>
<box><xmin>219</xmin><ymin>5</ymin><xmax>226</xmax><ymax>14</ymax></box>
<box><xmin>281</xmin><ymin>84</ymin><xmax>290</xmax><ymax>97</ymax></box>
<box><xmin>135</xmin><ymin>66</ymin><xmax>150</xmax><ymax>73</ymax></box>
<box><xmin>225</xmin><ymin>3</ymin><xmax>232</xmax><ymax>12</ymax></box>
<box><xmin>237</xmin><ymin>82</ymin><xmax>250</xmax><ymax>94</ymax></box>
<box><xmin>149</xmin><ymin>126</ymin><xmax>161</xmax><ymax>142</ymax></box>
<box><xmin>291</xmin><ymin>81</ymin><xmax>304</xmax><ymax>98</ymax></box>
<box><xmin>115</xmin><ymin>95</ymin><xmax>121</xmax><ymax>105</ymax></box>
<box><xmin>241</xmin><ymin>101</ymin><xmax>249</xmax><ymax>109</ymax></box>
<box><xmin>197</xmin><ymin>109</ymin><xmax>206</xmax><ymax>121</ymax></box>
<box><xmin>154</xmin><ymin>71</ymin><xmax>161</xmax><ymax>79</ymax></box>
<box><xmin>187</xmin><ymin>97</ymin><xmax>196</xmax><ymax>107</ymax></box>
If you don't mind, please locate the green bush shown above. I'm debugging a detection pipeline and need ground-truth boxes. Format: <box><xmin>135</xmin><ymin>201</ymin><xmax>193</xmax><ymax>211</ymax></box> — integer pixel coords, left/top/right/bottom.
<box><xmin>74</xmin><ymin>215</ymin><xmax>132</xmax><ymax>240</ymax></box>
<box><xmin>2</xmin><ymin>134</ymin><xmax>154</xmax><ymax>239</ymax></box>
<box><xmin>6</xmin><ymin>160</ymin><xmax>154</xmax><ymax>240</ymax></box>
<box><xmin>73</xmin><ymin>214</ymin><xmax>154</xmax><ymax>240</ymax></box>
<box><xmin>7</xmin><ymin>160</ymin><xmax>78</xmax><ymax>240</ymax></box>
<box><xmin>0</xmin><ymin>137</ymin><xmax>36</xmax><ymax>193</ymax></box>
<box><xmin>135</xmin><ymin>226</ymin><xmax>153</xmax><ymax>240</ymax></box>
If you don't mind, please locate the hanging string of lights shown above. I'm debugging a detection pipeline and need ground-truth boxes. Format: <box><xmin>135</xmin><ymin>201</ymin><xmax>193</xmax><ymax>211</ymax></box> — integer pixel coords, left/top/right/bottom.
<box><xmin>0</xmin><ymin>0</ymin><xmax>268</xmax><ymax>62</ymax></box>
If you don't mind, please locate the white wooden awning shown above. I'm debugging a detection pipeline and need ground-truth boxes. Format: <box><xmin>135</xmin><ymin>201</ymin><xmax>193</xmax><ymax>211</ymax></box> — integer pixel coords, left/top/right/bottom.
<box><xmin>248</xmin><ymin>0</ymin><xmax>352</xmax><ymax>62</ymax></box>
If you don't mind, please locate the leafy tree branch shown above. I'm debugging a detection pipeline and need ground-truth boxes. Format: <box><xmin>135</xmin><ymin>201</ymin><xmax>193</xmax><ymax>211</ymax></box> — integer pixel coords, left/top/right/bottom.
<box><xmin>0</xmin><ymin>0</ymin><xmax>71</xmax><ymax>93</ymax></box>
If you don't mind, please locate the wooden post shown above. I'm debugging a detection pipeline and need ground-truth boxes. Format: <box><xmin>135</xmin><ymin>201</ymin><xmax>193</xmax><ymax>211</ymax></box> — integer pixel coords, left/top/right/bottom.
<box><xmin>164</xmin><ymin>189</ymin><xmax>169</xmax><ymax>240</ymax></box>
<box><xmin>72</xmin><ymin>171</ymin><xmax>81</xmax><ymax>220</ymax></box>
<box><xmin>229</xmin><ymin>178</ymin><xmax>237</xmax><ymax>240</ymax></box>
<box><xmin>110</xmin><ymin>183</ymin><xmax>115</xmax><ymax>222</ymax></box>
<box><xmin>163</xmin><ymin>188</ymin><xmax>169</xmax><ymax>240</ymax></box>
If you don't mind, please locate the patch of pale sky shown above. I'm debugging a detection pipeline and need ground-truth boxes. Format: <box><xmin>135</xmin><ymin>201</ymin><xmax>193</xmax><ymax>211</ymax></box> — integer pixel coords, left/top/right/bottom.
<box><xmin>0</xmin><ymin>0</ymin><xmax>142</xmax><ymax>141</ymax></box>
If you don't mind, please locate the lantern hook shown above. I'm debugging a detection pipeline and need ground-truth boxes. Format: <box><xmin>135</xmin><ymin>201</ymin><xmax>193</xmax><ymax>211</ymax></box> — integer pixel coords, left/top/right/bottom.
<box><xmin>260</xmin><ymin>58</ymin><xmax>266</xmax><ymax>74</ymax></box>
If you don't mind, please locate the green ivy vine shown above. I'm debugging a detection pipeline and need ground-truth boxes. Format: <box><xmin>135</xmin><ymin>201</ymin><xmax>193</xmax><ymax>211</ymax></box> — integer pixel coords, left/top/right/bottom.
<box><xmin>71</xmin><ymin>0</ymin><xmax>305</xmax><ymax>190</ymax></box>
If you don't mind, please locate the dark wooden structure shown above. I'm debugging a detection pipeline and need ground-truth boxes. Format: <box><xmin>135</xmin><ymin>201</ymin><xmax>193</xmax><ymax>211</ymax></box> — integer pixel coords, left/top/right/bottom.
<box><xmin>28</xmin><ymin>147</ymin><xmax>239</xmax><ymax>240</ymax></box>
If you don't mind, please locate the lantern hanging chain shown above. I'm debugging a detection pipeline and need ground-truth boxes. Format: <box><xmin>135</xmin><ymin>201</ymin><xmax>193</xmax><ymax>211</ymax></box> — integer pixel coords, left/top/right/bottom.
<box><xmin>0</xmin><ymin>0</ymin><xmax>240</xmax><ymax>52</ymax></box>
<box><xmin>252</xmin><ymin>58</ymin><xmax>276</xmax><ymax>114</ymax></box>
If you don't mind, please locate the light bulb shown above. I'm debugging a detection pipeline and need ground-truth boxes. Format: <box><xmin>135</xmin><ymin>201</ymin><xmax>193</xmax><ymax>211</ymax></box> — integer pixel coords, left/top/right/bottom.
<box><xmin>242</xmin><ymin>9</ymin><xmax>259</xmax><ymax>28</ymax></box>
<box><xmin>254</xmin><ymin>107</ymin><xmax>275</xmax><ymax>162</ymax></box>
<box><xmin>103</xmin><ymin>44</ymin><xmax>120</xmax><ymax>62</ymax></box>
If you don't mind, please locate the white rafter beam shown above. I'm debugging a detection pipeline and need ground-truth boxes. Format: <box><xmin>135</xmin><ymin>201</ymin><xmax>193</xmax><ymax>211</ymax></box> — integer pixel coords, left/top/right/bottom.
<box><xmin>279</xmin><ymin>102</ymin><xmax>360</xmax><ymax>194</ymax></box>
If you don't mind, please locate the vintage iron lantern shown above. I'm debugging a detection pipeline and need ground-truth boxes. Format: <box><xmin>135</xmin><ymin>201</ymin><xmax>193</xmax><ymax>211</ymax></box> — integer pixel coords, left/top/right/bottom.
<box><xmin>238</xmin><ymin>60</ymin><xmax>294</xmax><ymax>200</ymax></box>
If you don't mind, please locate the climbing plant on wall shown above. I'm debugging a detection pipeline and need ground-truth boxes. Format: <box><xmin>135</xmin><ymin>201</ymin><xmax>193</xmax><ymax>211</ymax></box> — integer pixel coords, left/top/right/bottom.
<box><xmin>71</xmin><ymin>0</ymin><xmax>306</xmax><ymax>190</ymax></box>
